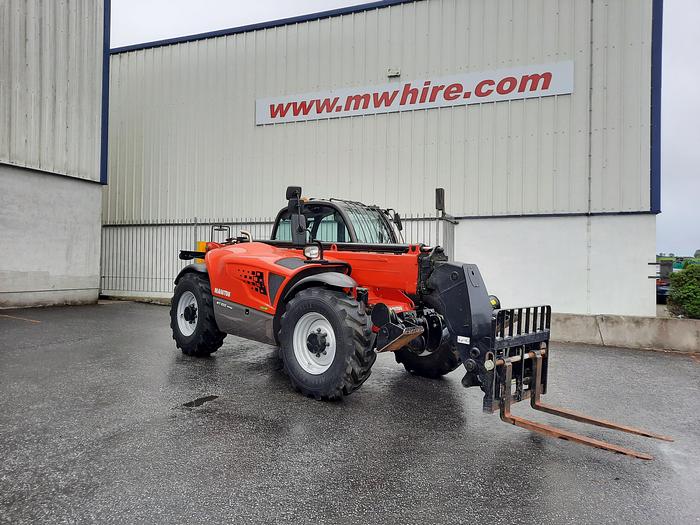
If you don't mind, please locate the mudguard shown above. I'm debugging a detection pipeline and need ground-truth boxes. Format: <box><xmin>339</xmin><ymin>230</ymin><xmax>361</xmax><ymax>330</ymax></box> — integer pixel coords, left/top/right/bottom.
<box><xmin>282</xmin><ymin>271</ymin><xmax>357</xmax><ymax>302</ymax></box>
<box><xmin>174</xmin><ymin>263</ymin><xmax>207</xmax><ymax>284</ymax></box>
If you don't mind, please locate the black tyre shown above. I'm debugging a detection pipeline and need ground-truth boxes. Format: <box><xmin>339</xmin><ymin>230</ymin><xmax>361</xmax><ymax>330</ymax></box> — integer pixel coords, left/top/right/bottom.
<box><xmin>170</xmin><ymin>272</ymin><xmax>226</xmax><ymax>357</ymax></box>
<box><xmin>394</xmin><ymin>341</ymin><xmax>461</xmax><ymax>379</ymax></box>
<box><xmin>279</xmin><ymin>288</ymin><xmax>375</xmax><ymax>400</ymax></box>
<box><xmin>394</xmin><ymin>291</ymin><xmax>461</xmax><ymax>378</ymax></box>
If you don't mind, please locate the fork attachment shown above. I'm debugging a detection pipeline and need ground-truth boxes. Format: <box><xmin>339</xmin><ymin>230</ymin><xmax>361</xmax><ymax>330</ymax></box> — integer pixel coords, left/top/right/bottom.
<box><xmin>484</xmin><ymin>307</ymin><xmax>673</xmax><ymax>460</ymax></box>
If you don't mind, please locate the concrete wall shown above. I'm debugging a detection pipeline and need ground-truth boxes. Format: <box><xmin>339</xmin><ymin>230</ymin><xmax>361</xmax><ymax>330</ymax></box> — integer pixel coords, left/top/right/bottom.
<box><xmin>453</xmin><ymin>214</ymin><xmax>656</xmax><ymax>316</ymax></box>
<box><xmin>552</xmin><ymin>313</ymin><xmax>700</xmax><ymax>353</ymax></box>
<box><xmin>0</xmin><ymin>165</ymin><xmax>102</xmax><ymax>307</ymax></box>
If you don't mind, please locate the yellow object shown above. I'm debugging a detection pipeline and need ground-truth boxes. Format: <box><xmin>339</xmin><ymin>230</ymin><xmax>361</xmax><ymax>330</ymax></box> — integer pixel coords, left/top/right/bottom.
<box><xmin>196</xmin><ymin>241</ymin><xmax>206</xmax><ymax>263</ymax></box>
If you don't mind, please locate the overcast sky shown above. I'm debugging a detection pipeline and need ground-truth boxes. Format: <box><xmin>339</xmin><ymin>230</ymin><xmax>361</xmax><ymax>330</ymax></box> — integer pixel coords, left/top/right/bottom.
<box><xmin>111</xmin><ymin>0</ymin><xmax>700</xmax><ymax>256</ymax></box>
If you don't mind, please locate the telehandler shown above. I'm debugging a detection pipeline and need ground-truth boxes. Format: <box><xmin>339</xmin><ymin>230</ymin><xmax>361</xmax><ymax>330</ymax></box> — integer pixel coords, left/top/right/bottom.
<box><xmin>171</xmin><ymin>186</ymin><xmax>671</xmax><ymax>459</ymax></box>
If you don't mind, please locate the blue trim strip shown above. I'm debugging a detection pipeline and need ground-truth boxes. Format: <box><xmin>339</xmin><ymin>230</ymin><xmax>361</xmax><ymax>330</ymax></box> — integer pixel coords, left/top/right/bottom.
<box><xmin>454</xmin><ymin>210</ymin><xmax>657</xmax><ymax>221</ymax></box>
<box><xmin>110</xmin><ymin>0</ymin><xmax>414</xmax><ymax>54</ymax></box>
<box><xmin>650</xmin><ymin>0</ymin><xmax>663</xmax><ymax>213</ymax></box>
<box><xmin>99</xmin><ymin>0</ymin><xmax>111</xmax><ymax>184</ymax></box>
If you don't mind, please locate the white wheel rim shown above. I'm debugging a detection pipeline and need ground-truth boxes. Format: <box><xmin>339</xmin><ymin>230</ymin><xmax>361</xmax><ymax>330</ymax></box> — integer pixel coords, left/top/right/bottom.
<box><xmin>177</xmin><ymin>291</ymin><xmax>198</xmax><ymax>336</ymax></box>
<box><xmin>292</xmin><ymin>312</ymin><xmax>336</xmax><ymax>375</ymax></box>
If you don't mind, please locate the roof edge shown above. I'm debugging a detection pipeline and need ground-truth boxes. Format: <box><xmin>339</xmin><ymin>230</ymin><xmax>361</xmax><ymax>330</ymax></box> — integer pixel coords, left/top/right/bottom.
<box><xmin>110</xmin><ymin>0</ymin><xmax>415</xmax><ymax>55</ymax></box>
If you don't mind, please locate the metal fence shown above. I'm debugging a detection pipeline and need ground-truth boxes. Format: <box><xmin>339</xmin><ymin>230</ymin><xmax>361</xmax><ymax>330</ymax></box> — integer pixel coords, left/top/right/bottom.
<box><xmin>100</xmin><ymin>214</ymin><xmax>455</xmax><ymax>297</ymax></box>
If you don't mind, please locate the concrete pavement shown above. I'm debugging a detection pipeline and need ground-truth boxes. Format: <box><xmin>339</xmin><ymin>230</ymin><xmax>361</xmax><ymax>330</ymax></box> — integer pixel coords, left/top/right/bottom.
<box><xmin>1</xmin><ymin>301</ymin><xmax>698</xmax><ymax>524</ymax></box>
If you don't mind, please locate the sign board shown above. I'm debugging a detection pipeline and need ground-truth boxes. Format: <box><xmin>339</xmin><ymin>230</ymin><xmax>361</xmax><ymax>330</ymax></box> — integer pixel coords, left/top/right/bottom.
<box><xmin>256</xmin><ymin>61</ymin><xmax>574</xmax><ymax>125</ymax></box>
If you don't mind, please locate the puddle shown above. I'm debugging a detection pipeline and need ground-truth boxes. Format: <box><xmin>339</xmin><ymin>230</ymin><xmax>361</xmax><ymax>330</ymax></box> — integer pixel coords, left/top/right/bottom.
<box><xmin>182</xmin><ymin>395</ymin><xmax>219</xmax><ymax>407</ymax></box>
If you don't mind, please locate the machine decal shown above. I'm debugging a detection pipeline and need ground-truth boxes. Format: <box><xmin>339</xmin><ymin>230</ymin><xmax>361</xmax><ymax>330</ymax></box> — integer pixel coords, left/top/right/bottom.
<box><xmin>214</xmin><ymin>287</ymin><xmax>231</xmax><ymax>298</ymax></box>
<box><xmin>215</xmin><ymin>299</ymin><xmax>233</xmax><ymax>310</ymax></box>
<box><xmin>237</xmin><ymin>268</ymin><xmax>267</xmax><ymax>296</ymax></box>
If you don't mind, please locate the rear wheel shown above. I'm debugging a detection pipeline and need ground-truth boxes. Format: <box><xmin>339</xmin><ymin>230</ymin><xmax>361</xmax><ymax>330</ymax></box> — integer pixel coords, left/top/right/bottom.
<box><xmin>170</xmin><ymin>272</ymin><xmax>225</xmax><ymax>357</ymax></box>
<box><xmin>279</xmin><ymin>288</ymin><xmax>375</xmax><ymax>400</ymax></box>
<box><xmin>395</xmin><ymin>292</ymin><xmax>461</xmax><ymax>378</ymax></box>
<box><xmin>394</xmin><ymin>341</ymin><xmax>461</xmax><ymax>378</ymax></box>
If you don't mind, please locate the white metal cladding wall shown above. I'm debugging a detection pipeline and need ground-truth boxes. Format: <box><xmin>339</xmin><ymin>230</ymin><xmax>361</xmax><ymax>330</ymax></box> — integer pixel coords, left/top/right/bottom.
<box><xmin>0</xmin><ymin>0</ymin><xmax>103</xmax><ymax>182</ymax></box>
<box><xmin>105</xmin><ymin>0</ymin><xmax>653</xmax><ymax>223</ymax></box>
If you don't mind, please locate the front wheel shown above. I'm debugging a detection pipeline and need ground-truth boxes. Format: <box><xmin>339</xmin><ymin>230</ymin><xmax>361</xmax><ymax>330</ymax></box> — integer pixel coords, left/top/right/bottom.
<box><xmin>170</xmin><ymin>272</ymin><xmax>226</xmax><ymax>357</ymax></box>
<box><xmin>279</xmin><ymin>288</ymin><xmax>375</xmax><ymax>400</ymax></box>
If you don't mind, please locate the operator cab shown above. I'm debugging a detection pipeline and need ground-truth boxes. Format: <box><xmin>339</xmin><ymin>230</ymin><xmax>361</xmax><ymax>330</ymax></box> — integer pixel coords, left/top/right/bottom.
<box><xmin>271</xmin><ymin>189</ymin><xmax>403</xmax><ymax>245</ymax></box>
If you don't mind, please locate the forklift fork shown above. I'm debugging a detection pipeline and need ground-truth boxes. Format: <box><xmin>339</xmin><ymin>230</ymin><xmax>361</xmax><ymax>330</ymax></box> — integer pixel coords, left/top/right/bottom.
<box><xmin>498</xmin><ymin>350</ymin><xmax>673</xmax><ymax>460</ymax></box>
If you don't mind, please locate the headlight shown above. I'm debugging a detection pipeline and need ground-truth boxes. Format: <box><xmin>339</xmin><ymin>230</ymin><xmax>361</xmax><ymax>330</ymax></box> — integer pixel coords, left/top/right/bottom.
<box><xmin>303</xmin><ymin>245</ymin><xmax>320</xmax><ymax>259</ymax></box>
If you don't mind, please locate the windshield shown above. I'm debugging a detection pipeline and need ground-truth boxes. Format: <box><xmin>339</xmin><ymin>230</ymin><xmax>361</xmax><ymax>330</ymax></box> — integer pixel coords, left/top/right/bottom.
<box><xmin>342</xmin><ymin>203</ymin><xmax>396</xmax><ymax>244</ymax></box>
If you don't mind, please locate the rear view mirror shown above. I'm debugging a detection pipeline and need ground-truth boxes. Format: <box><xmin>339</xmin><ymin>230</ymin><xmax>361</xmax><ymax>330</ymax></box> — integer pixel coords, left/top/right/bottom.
<box><xmin>286</xmin><ymin>186</ymin><xmax>302</xmax><ymax>200</ymax></box>
<box><xmin>435</xmin><ymin>188</ymin><xmax>445</xmax><ymax>212</ymax></box>
<box><xmin>393</xmin><ymin>212</ymin><xmax>403</xmax><ymax>231</ymax></box>
<box><xmin>290</xmin><ymin>213</ymin><xmax>307</xmax><ymax>246</ymax></box>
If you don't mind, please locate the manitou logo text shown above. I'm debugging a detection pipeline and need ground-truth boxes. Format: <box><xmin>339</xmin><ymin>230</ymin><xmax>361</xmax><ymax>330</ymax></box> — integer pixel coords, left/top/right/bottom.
<box><xmin>214</xmin><ymin>288</ymin><xmax>231</xmax><ymax>298</ymax></box>
<box><xmin>256</xmin><ymin>61</ymin><xmax>573</xmax><ymax>125</ymax></box>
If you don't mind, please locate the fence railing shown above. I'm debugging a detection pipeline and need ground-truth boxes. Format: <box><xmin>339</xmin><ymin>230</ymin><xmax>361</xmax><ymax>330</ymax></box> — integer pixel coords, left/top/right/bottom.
<box><xmin>100</xmin><ymin>214</ymin><xmax>455</xmax><ymax>297</ymax></box>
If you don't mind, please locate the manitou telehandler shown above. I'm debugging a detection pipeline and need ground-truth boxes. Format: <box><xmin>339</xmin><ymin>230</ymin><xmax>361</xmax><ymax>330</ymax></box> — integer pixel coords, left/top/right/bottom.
<box><xmin>171</xmin><ymin>187</ymin><xmax>671</xmax><ymax>459</ymax></box>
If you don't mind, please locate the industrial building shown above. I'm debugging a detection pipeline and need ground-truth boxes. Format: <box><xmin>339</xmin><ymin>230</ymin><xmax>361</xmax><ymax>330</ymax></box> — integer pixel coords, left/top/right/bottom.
<box><xmin>1</xmin><ymin>0</ymin><xmax>661</xmax><ymax>317</ymax></box>
<box><xmin>0</xmin><ymin>0</ymin><xmax>109</xmax><ymax>307</ymax></box>
<box><xmin>103</xmin><ymin>0</ymin><xmax>662</xmax><ymax>317</ymax></box>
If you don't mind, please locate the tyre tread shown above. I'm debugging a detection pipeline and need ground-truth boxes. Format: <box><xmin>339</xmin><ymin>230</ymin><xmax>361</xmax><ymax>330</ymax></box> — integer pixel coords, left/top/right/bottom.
<box><xmin>279</xmin><ymin>288</ymin><xmax>375</xmax><ymax>400</ymax></box>
<box><xmin>170</xmin><ymin>273</ymin><xmax>225</xmax><ymax>357</ymax></box>
<box><xmin>394</xmin><ymin>342</ymin><xmax>461</xmax><ymax>378</ymax></box>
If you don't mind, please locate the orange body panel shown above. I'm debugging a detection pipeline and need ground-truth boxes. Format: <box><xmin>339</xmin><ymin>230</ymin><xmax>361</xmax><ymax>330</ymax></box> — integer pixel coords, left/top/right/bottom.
<box><xmin>205</xmin><ymin>242</ymin><xmax>421</xmax><ymax>315</ymax></box>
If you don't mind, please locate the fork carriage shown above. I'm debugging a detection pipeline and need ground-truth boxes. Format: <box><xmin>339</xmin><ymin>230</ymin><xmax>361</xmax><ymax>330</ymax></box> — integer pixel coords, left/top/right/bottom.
<box><xmin>481</xmin><ymin>306</ymin><xmax>672</xmax><ymax>460</ymax></box>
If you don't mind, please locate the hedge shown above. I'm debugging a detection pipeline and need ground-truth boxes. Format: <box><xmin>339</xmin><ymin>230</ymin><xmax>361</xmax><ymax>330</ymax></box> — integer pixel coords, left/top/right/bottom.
<box><xmin>668</xmin><ymin>265</ymin><xmax>700</xmax><ymax>319</ymax></box>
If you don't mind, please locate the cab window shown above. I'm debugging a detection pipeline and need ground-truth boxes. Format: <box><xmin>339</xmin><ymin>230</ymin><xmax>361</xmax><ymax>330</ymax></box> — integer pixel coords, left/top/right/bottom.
<box><xmin>274</xmin><ymin>217</ymin><xmax>292</xmax><ymax>241</ymax></box>
<box><xmin>272</xmin><ymin>205</ymin><xmax>350</xmax><ymax>242</ymax></box>
<box><xmin>311</xmin><ymin>211</ymin><xmax>350</xmax><ymax>243</ymax></box>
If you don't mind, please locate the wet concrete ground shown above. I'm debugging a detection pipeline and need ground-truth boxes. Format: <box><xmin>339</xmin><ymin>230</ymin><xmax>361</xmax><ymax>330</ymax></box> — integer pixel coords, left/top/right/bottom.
<box><xmin>1</xmin><ymin>301</ymin><xmax>698</xmax><ymax>524</ymax></box>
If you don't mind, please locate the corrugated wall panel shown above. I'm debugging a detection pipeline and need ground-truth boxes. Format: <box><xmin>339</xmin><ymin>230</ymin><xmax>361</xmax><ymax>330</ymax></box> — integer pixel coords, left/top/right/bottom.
<box><xmin>0</xmin><ymin>0</ymin><xmax>103</xmax><ymax>182</ymax></box>
<box><xmin>589</xmin><ymin>0</ymin><xmax>652</xmax><ymax>212</ymax></box>
<box><xmin>105</xmin><ymin>0</ymin><xmax>653</xmax><ymax>223</ymax></box>
<box><xmin>99</xmin><ymin>214</ymin><xmax>451</xmax><ymax>296</ymax></box>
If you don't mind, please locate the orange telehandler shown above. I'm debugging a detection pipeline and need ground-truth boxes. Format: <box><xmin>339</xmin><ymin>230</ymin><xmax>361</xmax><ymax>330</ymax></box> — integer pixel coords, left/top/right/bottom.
<box><xmin>171</xmin><ymin>186</ymin><xmax>671</xmax><ymax>459</ymax></box>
